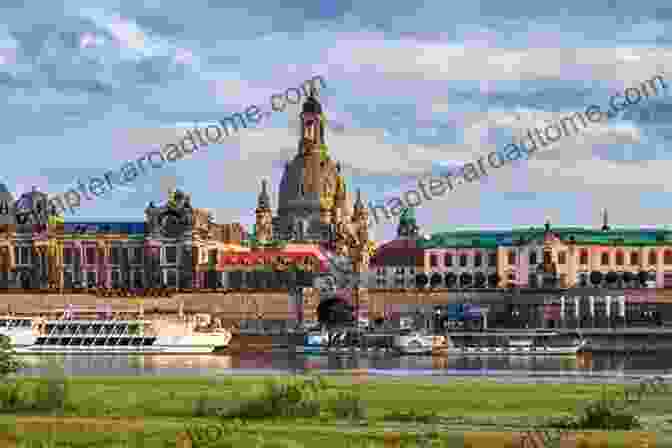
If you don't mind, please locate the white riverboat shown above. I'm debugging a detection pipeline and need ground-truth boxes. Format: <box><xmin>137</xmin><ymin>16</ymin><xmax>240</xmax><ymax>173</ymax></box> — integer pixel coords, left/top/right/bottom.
<box><xmin>0</xmin><ymin>314</ymin><xmax>232</xmax><ymax>354</ymax></box>
<box><xmin>430</xmin><ymin>331</ymin><xmax>587</xmax><ymax>356</ymax></box>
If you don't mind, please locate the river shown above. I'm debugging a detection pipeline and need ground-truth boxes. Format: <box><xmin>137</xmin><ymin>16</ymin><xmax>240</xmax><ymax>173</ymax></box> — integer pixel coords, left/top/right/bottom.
<box><xmin>14</xmin><ymin>351</ymin><xmax>672</xmax><ymax>383</ymax></box>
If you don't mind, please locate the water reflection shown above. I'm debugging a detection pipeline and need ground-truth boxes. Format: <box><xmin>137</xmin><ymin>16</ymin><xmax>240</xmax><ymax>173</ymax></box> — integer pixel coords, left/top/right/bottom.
<box><xmin>15</xmin><ymin>351</ymin><xmax>672</xmax><ymax>378</ymax></box>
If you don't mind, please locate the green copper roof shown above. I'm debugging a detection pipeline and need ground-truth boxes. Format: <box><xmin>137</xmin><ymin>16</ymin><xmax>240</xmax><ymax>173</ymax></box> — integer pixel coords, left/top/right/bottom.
<box><xmin>419</xmin><ymin>226</ymin><xmax>672</xmax><ymax>249</ymax></box>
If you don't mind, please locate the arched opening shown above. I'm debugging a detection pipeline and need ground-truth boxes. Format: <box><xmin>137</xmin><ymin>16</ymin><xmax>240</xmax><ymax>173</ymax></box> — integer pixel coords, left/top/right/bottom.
<box><xmin>317</xmin><ymin>298</ymin><xmax>354</xmax><ymax>327</ymax></box>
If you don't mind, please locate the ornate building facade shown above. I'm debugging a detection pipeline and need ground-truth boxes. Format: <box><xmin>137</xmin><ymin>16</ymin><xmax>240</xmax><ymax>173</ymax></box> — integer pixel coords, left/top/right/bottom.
<box><xmin>371</xmin><ymin>211</ymin><xmax>672</xmax><ymax>290</ymax></box>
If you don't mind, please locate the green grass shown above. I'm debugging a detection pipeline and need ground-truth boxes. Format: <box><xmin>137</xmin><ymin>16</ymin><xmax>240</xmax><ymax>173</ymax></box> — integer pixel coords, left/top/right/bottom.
<box><xmin>0</xmin><ymin>375</ymin><xmax>671</xmax><ymax>447</ymax></box>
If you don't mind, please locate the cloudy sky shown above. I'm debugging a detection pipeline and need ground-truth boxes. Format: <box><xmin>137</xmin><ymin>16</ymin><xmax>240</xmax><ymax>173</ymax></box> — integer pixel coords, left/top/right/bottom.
<box><xmin>1</xmin><ymin>1</ymin><xmax>671</xmax><ymax>242</ymax></box>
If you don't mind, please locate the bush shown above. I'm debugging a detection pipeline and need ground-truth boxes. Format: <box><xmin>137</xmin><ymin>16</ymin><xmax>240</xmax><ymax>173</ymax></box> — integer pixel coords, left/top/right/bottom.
<box><xmin>217</xmin><ymin>375</ymin><xmax>328</xmax><ymax>420</ymax></box>
<box><xmin>328</xmin><ymin>391</ymin><xmax>366</xmax><ymax>420</ymax></box>
<box><xmin>545</xmin><ymin>394</ymin><xmax>641</xmax><ymax>431</ymax></box>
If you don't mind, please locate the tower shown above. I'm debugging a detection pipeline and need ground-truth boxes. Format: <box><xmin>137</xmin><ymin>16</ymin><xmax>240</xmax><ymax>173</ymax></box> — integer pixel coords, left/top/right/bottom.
<box><xmin>255</xmin><ymin>179</ymin><xmax>273</xmax><ymax>242</ymax></box>
<box><xmin>300</xmin><ymin>93</ymin><xmax>324</xmax><ymax>198</ymax></box>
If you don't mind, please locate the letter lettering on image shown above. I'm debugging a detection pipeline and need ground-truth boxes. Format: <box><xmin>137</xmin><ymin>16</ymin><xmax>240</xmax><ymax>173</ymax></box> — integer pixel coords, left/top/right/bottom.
<box><xmin>461</xmin><ymin>163</ymin><xmax>480</xmax><ymax>182</ymax></box>
<box><xmin>428</xmin><ymin>177</ymin><xmax>447</xmax><ymax>197</ymax></box>
<box><xmin>585</xmin><ymin>105</ymin><xmax>604</xmax><ymax>123</ymax></box>
<box><xmin>404</xmin><ymin>190</ymin><xmax>423</xmax><ymax>207</ymax></box>
<box><xmin>487</xmin><ymin>151</ymin><xmax>506</xmax><ymax>168</ymax></box>
<box><xmin>219</xmin><ymin>113</ymin><xmax>248</xmax><ymax>137</ymax></box>
<box><xmin>386</xmin><ymin>197</ymin><xmax>405</xmax><ymax>217</ymax></box>
<box><xmin>245</xmin><ymin>105</ymin><xmax>263</xmax><ymax>124</ymax></box>
<box><xmin>88</xmin><ymin>177</ymin><xmax>107</xmax><ymax>196</ymax></box>
<box><xmin>180</xmin><ymin>130</ymin><xmax>201</xmax><ymax>153</ymax></box>
<box><xmin>120</xmin><ymin>162</ymin><xmax>140</xmax><ymax>184</ymax></box>
<box><xmin>76</xmin><ymin>178</ymin><xmax>93</xmax><ymax>200</ymax></box>
<box><xmin>417</xmin><ymin>178</ymin><xmax>433</xmax><ymax>201</ymax></box>
<box><xmin>163</xmin><ymin>143</ymin><xmax>184</xmax><ymax>162</ymax></box>
<box><xmin>63</xmin><ymin>190</ymin><xmax>81</xmax><ymax>214</ymax></box>
<box><xmin>504</xmin><ymin>143</ymin><xmax>523</xmax><ymax>161</ymax></box>
<box><xmin>204</xmin><ymin>125</ymin><xmax>223</xmax><ymax>144</ymax></box>
<box><xmin>560</xmin><ymin>112</ymin><xmax>588</xmax><ymax>136</ymax></box>
<box><xmin>47</xmin><ymin>195</ymin><xmax>67</xmax><ymax>216</ymax></box>
<box><xmin>270</xmin><ymin>94</ymin><xmax>286</xmax><ymax>112</ymax></box>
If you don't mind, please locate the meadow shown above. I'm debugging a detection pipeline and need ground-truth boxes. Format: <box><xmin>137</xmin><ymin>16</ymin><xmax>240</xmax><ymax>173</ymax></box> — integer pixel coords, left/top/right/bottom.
<box><xmin>0</xmin><ymin>372</ymin><xmax>671</xmax><ymax>447</ymax></box>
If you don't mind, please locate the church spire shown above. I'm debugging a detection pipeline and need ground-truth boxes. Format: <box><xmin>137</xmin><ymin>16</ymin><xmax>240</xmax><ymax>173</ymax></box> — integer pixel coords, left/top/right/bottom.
<box><xmin>601</xmin><ymin>208</ymin><xmax>610</xmax><ymax>231</ymax></box>
<box><xmin>257</xmin><ymin>179</ymin><xmax>271</xmax><ymax>210</ymax></box>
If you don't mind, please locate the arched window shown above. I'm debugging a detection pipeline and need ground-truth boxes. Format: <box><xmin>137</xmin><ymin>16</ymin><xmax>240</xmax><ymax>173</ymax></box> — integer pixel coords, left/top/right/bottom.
<box><xmin>474</xmin><ymin>252</ymin><xmax>482</xmax><ymax>267</ymax></box>
<box><xmin>649</xmin><ymin>251</ymin><xmax>657</xmax><ymax>266</ymax></box>
<box><xmin>665</xmin><ymin>250</ymin><xmax>672</xmax><ymax>265</ymax></box>
<box><xmin>580</xmin><ymin>250</ymin><xmax>589</xmax><ymax>265</ymax></box>
<box><xmin>615</xmin><ymin>251</ymin><xmax>624</xmax><ymax>266</ymax></box>
<box><xmin>459</xmin><ymin>254</ymin><xmax>467</xmax><ymax>267</ymax></box>
<box><xmin>529</xmin><ymin>251</ymin><xmax>537</xmax><ymax>265</ymax></box>
<box><xmin>507</xmin><ymin>250</ymin><xmax>516</xmax><ymax>265</ymax></box>
<box><xmin>601</xmin><ymin>252</ymin><xmax>609</xmax><ymax>266</ymax></box>
<box><xmin>444</xmin><ymin>254</ymin><xmax>453</xmax><ymax>267</ymax></box>
<box><xmin>630</xmin><ymin>252</ymin><xmax>639</xmax><ymax>266</ymax></box>
<box><xmin>429</xmin><ymin>254</ymin><xmax>438</xmax><ymax>267</ymax></box>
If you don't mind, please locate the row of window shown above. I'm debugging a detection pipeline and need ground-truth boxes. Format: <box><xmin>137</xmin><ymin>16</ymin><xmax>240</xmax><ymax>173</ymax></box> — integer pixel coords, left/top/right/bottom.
<box><xmin>63</xmin><ymin>269</ymin><xmax>181</xmax><ymax>287</ymax></box>
<box><xmin>429</xmin><ymin>253</ymin><xmax>498</xmax><ymax>268</ymax></box>
<box><xmin>429</xmin><ymin>250</ymin><xmax>672</xmax><ymax>268</ymax></box>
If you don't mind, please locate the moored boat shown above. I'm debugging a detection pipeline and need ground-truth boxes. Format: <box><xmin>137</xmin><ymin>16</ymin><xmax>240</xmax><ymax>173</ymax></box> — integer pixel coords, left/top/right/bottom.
<box><xmin>0</xmin><ymin>314</ymin><xmax>232</xmax><ymax>354</ymax></box>
<box><xmin>432</xmin><ymin>330</ymin><xmax>587</xmax><ymax>356</ymax></box>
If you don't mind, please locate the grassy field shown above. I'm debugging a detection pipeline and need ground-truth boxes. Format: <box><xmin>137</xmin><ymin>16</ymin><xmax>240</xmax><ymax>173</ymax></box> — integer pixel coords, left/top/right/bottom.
<box><xmin>0</xmin><ymin>374</ymin><xmax>671</xmax><ymax>447</ymax></box>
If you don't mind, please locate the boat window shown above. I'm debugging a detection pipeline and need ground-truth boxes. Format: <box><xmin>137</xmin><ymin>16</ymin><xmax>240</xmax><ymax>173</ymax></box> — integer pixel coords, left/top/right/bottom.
<box><xmin>131</xmin><ymin>338</ymin><xmax>142</xmax><ymax>346</ymax></box>
<box><xmin>67</xmin><ymin>324</ymin><xmax>79</xmax><ymax>333</ymax></box>
<box><xmin>56</xmin><ymin>324</ymin><xmax>67</xmax><ymax>333</ymax></box>
<box><xmin>142</xmin><ymin>337</ymin><xmax>156</xmax><ymax>346</ymax></box>
<box><xmin>71</xmin><ymin>338</ymin><xmax>83</xmax><ymax>345</ymax></box>
<box><xmin>10</xmin><ymin>320</ymin><xmax>20</xmax><ymax>327</ymax></box>
<box><xmin>44</xmin><ymin>324</ymin><xmax>55</xmax><ymax>334</ymax></box>
<box><xmin>95</xmin><ymin>338</ymin><xmax>106</xmax><ymax>346</ymax></box>
<box><xmin>21</xmin><ymin>320</ymin><xmax>31</xmax><ymax>327</ymax></box>
<box><xmin>102</xmin><ymin>325</ymin><xmax>114</xmax><ymax>334</ymax></box>
<box><xmin>0</xmin><ymin>320</ymin><xmax>6</xmax><ymax>327</ymax></box>
<box><xmin>84</xmin><ymin>338</ymin><xmax>95</xmax><ymax>346</ymax></box>
<box><xmin>47</xmin><ymin>338</ymin><xmax>59</xmax><ymax>345</ymax></box>
<box><xmin>107</xmin><ymin>338</ymin><xmax>119</xmax><ymax>345</ymax></box>
<box><xmin>91</xmin><ymin>324</ymin><xmax>102</xmax><ymax>334</ymax></box>
<box><xmin>60</xmin><ymin>338</ymin><xmax>71</xmax><ymax>345</ymax></box>
<box><xmin>119</xmin><ymin>338</ymin><xmax>131</xmax><ymax>345</ymax></box>
<box><xmin>35</xmin><ymin>337</ymin><xmax>46</xmax><ymax>345</ymax></box>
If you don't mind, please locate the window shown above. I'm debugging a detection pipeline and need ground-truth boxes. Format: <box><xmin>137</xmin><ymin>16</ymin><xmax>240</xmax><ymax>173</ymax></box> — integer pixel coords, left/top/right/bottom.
<box><xmin>86</xmin><ymin>271</ymin><xmax>96</xmax><ymax>286</ymax></box>
<box><xmin>110</xmin><ymin>247</ymin><xmax>121</xmax><ymax>265</ymax></box>
<box><xmin>529</xmin><ymin>251</ymin><xmax>537</xmax><ymax>265</ymax></box>
<box><xmin>488</xmin><ymin>253</ymin><xmax>497</xmax><ymax>267</ymax></box>
<box><xmin>474</xmin><ymin>252</ymin><xmax>482</xmax><ymax>267</ymax></box>
<box><xmin>580</xmin><ymin>250</ymin><xmax>588</xmax><ymax>265</ymax></box>
<box><xmin>507</xmin><ymin>250</ymin><xmax>516</xmax><ymax>265</ymax></box>
<box><xmin>132</xmin><ymin>247</ymin><xmax>143</xmax><ymax>265</ymax></box>
<box><xmin>665</xmin><ymin>250</ymin><xmax>672</xmax><ymax>265</ymax></box>
<box><xmin>444</xmin><ymin>254</ymin><xmax>453</xmax><ymax>267</ymax></box>
<box><xmin>85</xmin><ymin>247</ymin><xmax>96</xmax><ymax>265</ymax></box>
<box><xmin>649</xmin><ymin>251</ymin><xmax>657</xmax><ymax>266</ymax></box>
<box><xmin>165</xmin><ymin>246</ymin><xmax>177</xmax><ymax>264</ymax></box>
<box><xmin>631</xmin><ymin>252</ymin><xmax>639</xmax><ymax>265</ymax></box>
<box><xmin>429</xmin><ymin>254</ymin><xmax>438</xmax><ymax>267</ymax></box>
<box><xmin>208</xmin><ymin>249</ymin><xmax>218</xmax><ymax>265</ymax></box>
<box><xmin>544</xmin><ymin>251</ymin><xmax>552</xmax><ymax>266</ymax></box>
<box><xmin>616</xmin><ymin>251</ymin><xmax>624</xmax><ymax>266</ymax></box>
<box><xmin>459</xmin><ymin>254</ymin><xmax>467</xmax><ymax>267</ymax></box>
<box><xmin>165</xmin><ymin>270</ymin><xmax>177</xmax><ymax>287</ymax></box>
<box><xmin>64</xmin><ymin>248</ymin><xmax>73</xmax><ymax>265</ymax></box>
<box><xmin>20</xmin><ymin>247</ymin><xmax>30</xmax><ymax>265</ymax></box>
<box><xmin>558</xmin><ymin>252</ymin><xmax>566</xmax><ymax>265</ymax></box>
<box><xmin>601</xmin><ymin>252</ymin><xmax>609</xmax><ymax>266</ymax></box>
<box><xmin>111</xmin><ymin>270</ymin><xmax>120</xmax><ymax>285</ymax></box>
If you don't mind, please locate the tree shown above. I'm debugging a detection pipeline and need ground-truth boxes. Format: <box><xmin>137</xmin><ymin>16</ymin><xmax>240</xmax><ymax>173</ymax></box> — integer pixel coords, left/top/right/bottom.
<box><xmin>0</xmin><ymin>334</ymin><xmax>25</xmax><ymax>378</ymax></box>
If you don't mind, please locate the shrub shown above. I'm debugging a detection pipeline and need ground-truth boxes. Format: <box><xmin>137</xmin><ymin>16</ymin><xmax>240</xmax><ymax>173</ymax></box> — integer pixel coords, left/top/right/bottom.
<box><xmin>328</xmin><ymin>391</ymin><xmax>366</xmax><ymax>420</ymax></box>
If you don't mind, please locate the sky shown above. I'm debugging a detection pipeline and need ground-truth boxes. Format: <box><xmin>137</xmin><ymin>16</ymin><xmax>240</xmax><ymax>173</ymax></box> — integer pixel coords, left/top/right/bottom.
<box><xmin>0</xmin><ymin>1</ymin><xmax>671</xmax><ymax>243</ymax></box>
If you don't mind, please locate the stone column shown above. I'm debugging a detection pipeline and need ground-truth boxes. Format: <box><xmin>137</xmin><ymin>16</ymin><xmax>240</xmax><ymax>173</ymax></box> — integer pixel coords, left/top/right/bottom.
<box><xmin>606</xmin><ymin>295</ymin><xmax>611</xmax><ymax>318</ymax></box>
<box><xmin>590</xmin><ymin>247</ymin><xmax>600</xmax><ymax>272</ymax></box>
<box><xmin>657</xmin><ymin>248</ymin><xmax>664</xmax><ymax>287</ymax></box>
<box><xmin>568</xmin><ymin>246</ymin><xmax>577</xmax><ymax>288</ymax></box>
<box><xmin>619</xmin><ymin>295</ymin><xmax>626</xmax><ymax>328</ymax></box>
<box><xmin>575</xmin><ymin>296</ymin><xmax>580</xmax><ymax>328</ymax></box>
<box><xmin>560</xmin><ymin>296</ymin><xmax>566</xmax><ymax>328</ymax></box>
<box><xmin>589</xmin><ymin>296</ymin><xmax>595</xmax><ymax>320</ymax></box>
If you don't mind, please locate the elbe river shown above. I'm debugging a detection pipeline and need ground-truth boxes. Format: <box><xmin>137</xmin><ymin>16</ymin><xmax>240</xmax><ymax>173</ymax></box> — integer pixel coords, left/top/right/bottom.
<box><xmin>15</xmin><ymin>352</ymin><xmax>672</xmax><ymax>384</ymax></box>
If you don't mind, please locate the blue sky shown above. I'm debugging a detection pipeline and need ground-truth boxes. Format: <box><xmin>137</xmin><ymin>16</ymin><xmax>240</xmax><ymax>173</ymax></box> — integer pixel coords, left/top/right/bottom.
<box><xmin>1</xmin><ymin>1</ymin><xmax>671</xmax><ymax>243</ymax></box>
